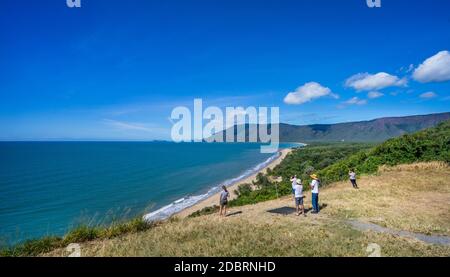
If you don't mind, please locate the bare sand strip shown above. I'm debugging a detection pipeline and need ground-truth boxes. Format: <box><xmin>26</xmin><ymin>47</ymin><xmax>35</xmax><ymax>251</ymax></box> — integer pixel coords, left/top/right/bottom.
<box><xmin>175</xmin><ymin>148</ymin><xmax>292</xmax><ymax>218</ymax></box>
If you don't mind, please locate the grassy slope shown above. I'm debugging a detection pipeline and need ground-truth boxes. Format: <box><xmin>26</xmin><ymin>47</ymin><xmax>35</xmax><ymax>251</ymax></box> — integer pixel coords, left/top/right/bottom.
<box><xmin>45</xmin><ymin>162</ymin><xmax>450</xmax><ymax>257</ymax></box>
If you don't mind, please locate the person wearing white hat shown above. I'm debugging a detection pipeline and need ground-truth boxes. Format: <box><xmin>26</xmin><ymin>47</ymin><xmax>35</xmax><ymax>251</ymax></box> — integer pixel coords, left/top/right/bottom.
<box><xmin>293</xmin><ymin>178</ymin><xmax>306</xmax><ymax>217</ymax></box>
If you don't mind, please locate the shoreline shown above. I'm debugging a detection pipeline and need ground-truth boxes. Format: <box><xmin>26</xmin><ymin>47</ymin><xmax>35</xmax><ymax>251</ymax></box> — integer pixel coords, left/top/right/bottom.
<box><xmin>175</xmin><ymin>147</ymin><xmax>293</xmax><ymax>218</ymax></box>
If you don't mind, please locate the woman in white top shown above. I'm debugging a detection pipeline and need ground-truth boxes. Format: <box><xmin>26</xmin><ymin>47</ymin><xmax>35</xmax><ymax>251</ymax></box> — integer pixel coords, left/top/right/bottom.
<box><xmin>349</xmin><ymin>169</ymin><xmax>358</xmax><ymax>189</ymax></box>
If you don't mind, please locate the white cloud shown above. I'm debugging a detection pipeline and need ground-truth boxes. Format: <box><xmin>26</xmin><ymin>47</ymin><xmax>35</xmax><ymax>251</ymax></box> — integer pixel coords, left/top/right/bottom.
<box><xmin>103</xmin><ymin>119</ymin><xmax>154</xmax><ymax>132</ymax></box>
<box><xmin>419</xmin><ymin>91</ymin><xmax>438</xmax><ymax>99</ymax></box>
<box><xmin>345</xmin><ymin>72</ymin><xmax>407</xmax><ymax>91</ymax></box>
<box><xmin>413</xmin><ymin>50</ymin><xmax>450</xmax><ymax>83</ymax></box>
<box><xmin>344</xmin><ymin>97</ymin><xmax>367</xmax><ymax>105</ymax></box>
<box><xmin>399</xmin><ymin>64</ymin><xmax>415</xmax><ymax>73</ymax></box>
<box><xmin>367</xmin><ymin>91</ymin><xmax>384</xmax><ymax>99</ymax></box>
<box><xmin>406</xmin><ymin>64</ymin><xmax>414</xmax><ymax>73</ymax></box>
<box><xmin>283</xmin><ymin>82</ymin><xmax>338</xmax><ymax>105</ymax></box>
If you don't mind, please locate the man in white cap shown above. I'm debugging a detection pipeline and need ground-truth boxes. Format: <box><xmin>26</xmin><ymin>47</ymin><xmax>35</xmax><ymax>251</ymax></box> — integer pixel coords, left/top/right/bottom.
<box><xmin>293</xmin><ymin>178</ymin><xmax>306</xmax><ymax>217</ymax></box>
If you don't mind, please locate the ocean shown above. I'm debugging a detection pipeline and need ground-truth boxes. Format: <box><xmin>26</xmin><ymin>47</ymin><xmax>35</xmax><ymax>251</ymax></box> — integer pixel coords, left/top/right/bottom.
<box><xmin>0</xmin><ymin>142</ymin><xmax>296</xmax><ymax>245</ymax></box>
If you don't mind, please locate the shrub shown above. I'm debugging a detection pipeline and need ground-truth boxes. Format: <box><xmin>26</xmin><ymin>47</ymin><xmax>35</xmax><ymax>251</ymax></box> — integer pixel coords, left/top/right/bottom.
<box><xmin>63</xmin><ymin>225</ymin><xmax>101</xmax><ymax>244</ymax></box>
<box><xmin>188</xmin><ymin>205</ymin><xmax>219</xmax><ymax>218</ymax></box>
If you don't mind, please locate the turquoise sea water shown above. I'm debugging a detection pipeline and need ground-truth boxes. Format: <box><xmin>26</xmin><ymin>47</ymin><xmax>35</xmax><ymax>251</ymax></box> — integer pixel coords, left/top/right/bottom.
<box><xmin>0</xmin><ymin>142</ymin><xmax>296</xmax><ymax>245</ymax></box>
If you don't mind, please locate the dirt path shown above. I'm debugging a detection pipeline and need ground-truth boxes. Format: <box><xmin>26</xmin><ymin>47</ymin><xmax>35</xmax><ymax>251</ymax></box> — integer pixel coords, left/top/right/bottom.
<box><xmin>346</xmin><ymin>220</ymin><xmax>450</xmax><ymax>246</ymax></box>
<box><xmin>216</xmin><ymin>196</ymin><xmax>450</xmax><ymax>246</ymax></box>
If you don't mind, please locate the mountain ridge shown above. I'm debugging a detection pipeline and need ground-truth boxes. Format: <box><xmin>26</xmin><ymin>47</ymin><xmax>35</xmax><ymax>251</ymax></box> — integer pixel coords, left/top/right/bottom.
<box><xmin>215</xmin><ymin>112</ymin><xmax>450</xmax><ymax>142</ymax></box>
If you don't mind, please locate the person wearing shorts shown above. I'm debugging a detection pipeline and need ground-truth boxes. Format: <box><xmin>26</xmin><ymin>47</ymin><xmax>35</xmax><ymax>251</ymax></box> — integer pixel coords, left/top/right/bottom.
<box><xmin>293</xmin><ymin>179</ymin><xmax>305</xmax><ymax>217</ymax></box>
<box><xmin>219</xmin><ymin>185</ymin><xmax>229</xmax><ymax>217</ymax></box>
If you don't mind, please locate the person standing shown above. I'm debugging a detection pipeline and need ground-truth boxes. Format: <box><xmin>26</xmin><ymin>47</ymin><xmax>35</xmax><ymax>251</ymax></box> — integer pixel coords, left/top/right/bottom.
<box><xmin>349</xmin><ymin>169</ymin><xmax>358</xmax><ymax>189</ymax></box>
<box><xmin>290</xmin><ymin>175</ymin><xmax>297</xmax><ymax>200</ymax></box>
<box><xmin>219</xmin><ymin>185</ymin><xmax>229</xmax><ymax>217</ymax></box>
<box><xmin>294</xmin><ymin>179</ymin><xmax>306</xmax><ymax>217</ymax></box>
<box><xmin>310</xmin><ymin>174</ymin><xmax>320</xmax><ymax>214</ymax></box>
<box><xmin>290</xmin><ymin>175</ymin><xmax>297</xmax><ymax>191</ymax></box>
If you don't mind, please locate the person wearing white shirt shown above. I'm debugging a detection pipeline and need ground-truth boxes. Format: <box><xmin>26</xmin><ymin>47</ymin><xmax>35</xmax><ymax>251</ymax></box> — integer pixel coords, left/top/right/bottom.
<box><xmin>310</xmin><ymin>174</ymin><xmax>320</xmax><ymax>213</ymax></box>
<box><xmin>293</xmin><ymin>179</ymin><xmax>306</xmax><ymax>217</ymax></box>
<box><xmin>349</xmin><ymin>169</ymin><xmax>358</xmax><ymax>189</ymax></box>
<box><xmin>290</xmin><ymin>175</ymin><xmax>297</xmax><ymax>198</ymax></box>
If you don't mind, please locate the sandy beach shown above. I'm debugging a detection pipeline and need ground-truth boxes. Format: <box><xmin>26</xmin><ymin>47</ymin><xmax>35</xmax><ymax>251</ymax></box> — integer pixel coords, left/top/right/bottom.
<box><xmin>176</xmin><ymin>147</ymin><xmax>293</xmax><ymax>218</ymax></box>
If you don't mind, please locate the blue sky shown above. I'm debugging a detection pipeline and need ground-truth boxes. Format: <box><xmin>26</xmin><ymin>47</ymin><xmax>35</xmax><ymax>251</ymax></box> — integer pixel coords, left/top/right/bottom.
<box><xmin>0</xmin><ymin>0</ymin><xmax>449</xmax><ymax>140</ymax></box>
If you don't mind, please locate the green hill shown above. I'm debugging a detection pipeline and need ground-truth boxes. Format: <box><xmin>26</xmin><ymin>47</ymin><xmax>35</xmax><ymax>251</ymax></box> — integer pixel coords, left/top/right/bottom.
<box><xmin>216</xmin><ymin>112</ymin><xmax>450</xmax><ymax>142</ymax></box>
<box><xmin>279</xmin><ymin>112</ymin><xmax>450</xmax><ymax>142</ymax></box>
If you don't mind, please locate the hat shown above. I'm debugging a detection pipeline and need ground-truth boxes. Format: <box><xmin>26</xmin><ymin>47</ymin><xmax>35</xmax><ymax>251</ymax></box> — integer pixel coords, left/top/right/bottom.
<box><xmin>310</xmin><ymin>174</ymin><xmax>318</xmax><ymax>180</ymax></box>
<box><xmin>296</xmin><ymin>179</ymin><xmax>302</xmax><ymax>184</ymax></box>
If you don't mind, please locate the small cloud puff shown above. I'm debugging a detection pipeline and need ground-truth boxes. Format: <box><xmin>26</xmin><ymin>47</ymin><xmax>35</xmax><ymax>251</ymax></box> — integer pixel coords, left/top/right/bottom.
<box><xmin>419</xmin><ymin>91</ymin><xmax>438</xmax><ymax>99</ymax></box>
<box><xmin>344</xmin><ymin>97</ymin><xmax>367</xmax><ymax>105</ymax></box>
<box><xmin>345</xmin><ymin>72</ymin><xmax>407</xmax><ymax>91</ymax></box>
<box><xmin>367</xmin><ymin>91</ymin><xmax>384</xmax><ymax>99</ymax></box>
<box><xmin>284</xmin><ymin>82</ymin><xmax>339</xmax><ymax>105</ymax></box>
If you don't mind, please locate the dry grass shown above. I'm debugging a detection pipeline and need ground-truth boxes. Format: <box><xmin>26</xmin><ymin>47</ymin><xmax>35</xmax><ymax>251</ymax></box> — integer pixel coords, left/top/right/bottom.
<box><xmin>44</xmin><ymin>162</ymin><xmax>450</xmax><ymax>257</ymax></box>
<box><xmin>322</xmin><ymin>162</ymin><xmax>450</xmax><ymax>235</ymax></box>
<box><xmin>378</xmin><ymin>161</ymin><xmax>449</xmax><ymax>172</ymax></box>
<box><xmin>45</xmin><ymin>214</ymin><xmax>450</xmax><ymax>257</ymax></box>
